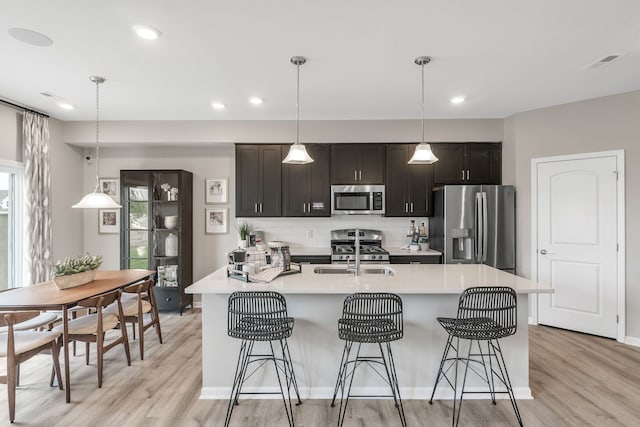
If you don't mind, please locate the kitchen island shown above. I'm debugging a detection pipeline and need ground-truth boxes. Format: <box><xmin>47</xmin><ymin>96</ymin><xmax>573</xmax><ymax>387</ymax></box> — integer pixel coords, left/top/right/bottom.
<box><xmin>187</xmin><ymin>264</ymin><xmax>551</xmax><ymax>400</ymax></box>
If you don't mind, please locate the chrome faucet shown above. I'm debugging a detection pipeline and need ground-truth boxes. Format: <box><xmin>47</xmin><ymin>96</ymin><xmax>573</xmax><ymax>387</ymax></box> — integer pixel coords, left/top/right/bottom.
<box><xmin>354</xmin><ymin>228</ymin><xmax>361</xmax><ymax>276</ymax></box>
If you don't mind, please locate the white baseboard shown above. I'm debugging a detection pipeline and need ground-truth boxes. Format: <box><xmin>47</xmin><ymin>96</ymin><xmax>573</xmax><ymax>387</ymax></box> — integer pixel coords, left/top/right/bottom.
<box><xmin>624</xmin><ymin>336</ymin><xmax>640</xmax><ymax>347</ymax></box>
<box><xmin>199</xmin><ymin>386</ymin><xmax>533</xmax><ymax>401</ymax></box>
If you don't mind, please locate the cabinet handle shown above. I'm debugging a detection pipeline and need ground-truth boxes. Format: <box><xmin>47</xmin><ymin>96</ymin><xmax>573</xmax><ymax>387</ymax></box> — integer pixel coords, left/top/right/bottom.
<box><xmin>260</xmin><ymin>203</ymin><xmax>263</xmax><ymax>213</ymax></box>
<box><xmin>466</xmin><ymin>170</ymin><xmax>470</xmax><ymax>180</ymax></box>
<box><xmin>308</xmin><ymin>203</ymin><xmax>311</xmax><ymax>212</ymax></box>
<box><xmin>461</xmin><ymin>170</ymin><xmax>465</xmax><ymax>180</ymax></box>
<box><xmin>405</xmin><ymin>203</ymin><xmax>409</xmax><ymax>213</ymax></box>
<box><xmin>254</xmin><ymin>203</ymin><xmax>258</xmax><ymax>213</ymax></box>
<box><xmin>359</xmin><ymin>170</ymin><xmax>362</xmax><ymax>180</ymax></box>
<box><xmin>410</xmin><ymin>202</ymin><xmax>414</xmax><ymax>213</ymax></box>
<box><xmin>409</xmin><ymin>261</ymin><xmax>421</xmax><ymax>265</ymax></box>
<box><xmin>354</xmin><ymin>170</ymin><xmax>358</xmax><ymax>180</ymax></box>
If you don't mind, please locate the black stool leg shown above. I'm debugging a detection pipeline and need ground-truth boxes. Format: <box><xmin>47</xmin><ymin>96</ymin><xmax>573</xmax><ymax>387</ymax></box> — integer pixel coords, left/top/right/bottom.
<box><xmin>380</xmin><ymin>342</ymin><xmax>407</xmax><ymax>427</ymax></box>
<box><xmin>270</xmin><ymin>340</ymin><xmax>295</xmax><ymax>427</ymax></box>
<box><xmin>429</xmin><ymin>332</ymin><xmax>455</xmax><ymax>404</ymax></box>
<box><xmin>224</xmin><ymin>340</ymin><xmax>254</xmax><ymax>427</ymax></box>
<box><xmin>331</xmin><ymin>340</ymin><xmax>352</xmax><ymax>407</ymax></box>
<box><xmin>282</xmin><ymin>338</ymin><xmax>302</xmax><ymax>405</ymax></box>
<box><xmin>337</xmin><ymin>342</ymin><xmax>361</xmax><ymax>427</ymax></box>
<box><xmin>492</xmin><ymin>339</ymin><xmax>523</xmax><ymax>426</ymax></box>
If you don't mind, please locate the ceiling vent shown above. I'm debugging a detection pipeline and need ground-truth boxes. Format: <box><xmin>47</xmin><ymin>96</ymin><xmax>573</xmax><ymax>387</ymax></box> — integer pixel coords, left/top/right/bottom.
<box><xmin>584</xmin><ymin>53</ymin><xmax>624</xmax><ymax>69</ymax></box>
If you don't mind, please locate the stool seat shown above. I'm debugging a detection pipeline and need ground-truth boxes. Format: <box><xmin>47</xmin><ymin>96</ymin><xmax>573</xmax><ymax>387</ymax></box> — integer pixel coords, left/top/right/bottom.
<box><xmin>437</xmin><ymin>316</ymin><xmax>513</xmax><ymax>340</ymax></box>
<box><xmin>229</xmin><ymin>316</ymin><xmax>294</xmax><ymax>341</ymax></box>
<box><xmin>338</xmin><ymin>318</ymin><xmax>401</xmax><ymax>343</ymax></box>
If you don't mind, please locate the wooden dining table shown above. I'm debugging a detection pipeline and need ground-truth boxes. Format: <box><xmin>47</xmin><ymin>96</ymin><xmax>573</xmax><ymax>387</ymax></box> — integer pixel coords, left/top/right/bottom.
<box><xmin>0</xmin><ymin>269</ymin><xmax>154</xmax><ymax>402</ymax></box>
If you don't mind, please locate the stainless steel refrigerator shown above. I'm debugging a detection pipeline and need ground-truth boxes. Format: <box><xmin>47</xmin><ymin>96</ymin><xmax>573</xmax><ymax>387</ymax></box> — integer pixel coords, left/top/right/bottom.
<box><xmin>429</xmin><ymin>185</ymin><xmax>515</xmax><ymax>273</ymax></box>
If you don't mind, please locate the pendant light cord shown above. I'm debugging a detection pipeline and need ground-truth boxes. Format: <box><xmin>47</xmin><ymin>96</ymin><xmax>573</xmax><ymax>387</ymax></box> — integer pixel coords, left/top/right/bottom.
<box><xmin>296</xmin><ymin>60</ymin><xmax>300</xmax><ymax>145</ymax></box>
<box><xmin>421</xmin><ymin>61</ymin><xmax>425</xmax><ymax>144</ymax></box>
<box><xmin>94</xmin><ymin>78</ymin><xmax>101</xmax><ymax>191</ymax></box>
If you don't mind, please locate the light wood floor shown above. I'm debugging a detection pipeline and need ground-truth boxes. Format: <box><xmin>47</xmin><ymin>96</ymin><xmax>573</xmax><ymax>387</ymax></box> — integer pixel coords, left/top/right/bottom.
<box><xmin>1</xmin><ymin>309</ymin><xmax>640</xmax><ymax>426</ymax></box>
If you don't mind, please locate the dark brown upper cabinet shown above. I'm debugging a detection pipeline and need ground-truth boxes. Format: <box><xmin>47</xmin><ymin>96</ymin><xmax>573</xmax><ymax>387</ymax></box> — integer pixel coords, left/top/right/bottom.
<box><xmin>385</xmin><ymin>144</ymin><xmax>434</xmax><ymax>217</ymax></box>
<box><xmin>235</xmin><ymin>144</ymin><xmax>283</xmax><ymax>217</ymax></box>
<box><xmin>282</xmin><ymin>144</ymin><xmax>331</xmax><ymax>217</ymax></box>
<box><xmin>431</xmin><ymin>143</ymin><xmax>501</xmax><ymax>185</ymax></box>
<box><xmin>331</xmin><ymin>144</ymin><xmax>385</xmax><ymax>184</ymax></box>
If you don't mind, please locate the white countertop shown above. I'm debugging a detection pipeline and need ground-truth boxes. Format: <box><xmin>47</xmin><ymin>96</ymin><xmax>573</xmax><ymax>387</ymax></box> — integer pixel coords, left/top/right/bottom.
<box><xmin>187</xmin><ymin>263</ymin><xmax>551</xmax><ymax>295</ymax></box>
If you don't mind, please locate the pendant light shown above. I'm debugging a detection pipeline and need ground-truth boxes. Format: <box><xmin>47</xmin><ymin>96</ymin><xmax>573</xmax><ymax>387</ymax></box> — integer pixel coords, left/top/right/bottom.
<box><xmin>282</xmin><ymin>56</ymin><xmax>314</xmax><ymax>164</ymax></box>
<box><xmin>408</xmin><ymin>56</ymin><xmax>439</xmax><ymax>164</ymax></box>
<box><xmin>72</xmin><ymin>76</ymin><xmax>122</xmax><ymax>209</ymax></box>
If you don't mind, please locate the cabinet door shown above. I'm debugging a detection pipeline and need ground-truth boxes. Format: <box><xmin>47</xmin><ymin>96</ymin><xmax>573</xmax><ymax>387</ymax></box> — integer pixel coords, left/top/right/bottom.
<box><xmin>282</xmin><ymin>161</ymin><xmax>309</xmax><ymax>217</ymax></box>
<box><xmin>432</xmin><ymin>143</ymin><xmax>465</xmax><ymax>184</ymax></box>
<box><xmin>408</xmin><ymin>161</ymin><xmax>434</xmax><ymax>216</ymax></box>
<box><xmin>466</xmin><ymin>143</ymin><xmax>502</xmax><ymax>184</ymax></box>
<box><xmin>259</xmin><ymin>145</ymin><xmax>283</xmax><ymax>216</ymax></box>
<box><xmin>331</xmin><ymin>144</ymin><xmax>361</xmax><ymax>184</ymax></box>
<box><xmin>385</xmin><ymin>144</ymin><xmax>410</xmax><ymax>216</ymax></box>
<box><xmin>306</xmin><ymin>144</ymin><xmax>331</xmax><ymax>216</ymax></box>
<box><xmin>359</xmin><ymin>144</ymin><xmax>385</xmax><ymax>184</ymax></box>
<box><xmin>120</xmin><ymin>171</ymin><xmax>152</xmax><ymax>270</ymax></box>
<box><xmin>235</xmin><ymin>145</ymin><xmax>262</xmax><ymax>216</ymax></box>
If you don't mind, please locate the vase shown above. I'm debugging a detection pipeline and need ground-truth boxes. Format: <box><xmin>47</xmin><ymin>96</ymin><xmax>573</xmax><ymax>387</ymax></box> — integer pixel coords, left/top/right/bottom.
<box><xmin>53</xmin><ymin>269</ymin><xmax>97</xmax><ymax>289</ymax></box>
<box><xmin>165</xmin><ymin>233</ymin><xmax>178</xmax><ymax>256</ymax></box>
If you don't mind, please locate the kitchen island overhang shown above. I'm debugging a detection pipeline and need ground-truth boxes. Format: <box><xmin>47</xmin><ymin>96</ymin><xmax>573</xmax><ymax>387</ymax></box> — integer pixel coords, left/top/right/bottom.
<box><xmin>187</xmin><ymin>264</ymin><xmax>551</xmax><ymax>400</ymax></box>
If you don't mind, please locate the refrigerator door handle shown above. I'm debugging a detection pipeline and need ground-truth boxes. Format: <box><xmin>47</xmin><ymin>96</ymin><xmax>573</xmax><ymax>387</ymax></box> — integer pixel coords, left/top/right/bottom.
<box><xmin>482</xmin><ymin>192</ymin><xmax>488</xmax><ymax>262</ymax></box>
<box><xmin>475</xmin><ymin>193</ymin><xmax>482</xmax><ymax>262</ymax></box>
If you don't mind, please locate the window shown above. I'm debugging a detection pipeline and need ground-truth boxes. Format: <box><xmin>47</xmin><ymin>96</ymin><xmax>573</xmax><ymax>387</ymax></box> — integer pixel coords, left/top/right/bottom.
<box><xmin>0</xmin><ymin>161</ymin><xmax>23</xmax><ymax>289</ymax></box>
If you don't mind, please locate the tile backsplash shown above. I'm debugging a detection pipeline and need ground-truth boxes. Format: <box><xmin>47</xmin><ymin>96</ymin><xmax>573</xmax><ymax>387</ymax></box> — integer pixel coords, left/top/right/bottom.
<box><xmin>239</xmin><ymin>216</ymin><xmax>429</xmax><ymax>249</ymax></box>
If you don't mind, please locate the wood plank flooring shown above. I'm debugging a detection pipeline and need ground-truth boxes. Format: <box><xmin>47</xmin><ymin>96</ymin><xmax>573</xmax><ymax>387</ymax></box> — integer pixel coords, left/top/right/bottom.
<box><xmin>1</xmin><ymin>309</ymin><xmax>640</xmax><ymax>426</ymax></box>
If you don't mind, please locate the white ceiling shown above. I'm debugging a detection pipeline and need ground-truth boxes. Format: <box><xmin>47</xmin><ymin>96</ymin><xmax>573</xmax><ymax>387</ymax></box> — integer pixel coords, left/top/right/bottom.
<box><xmin>2</xmin><ymin>0</ymin><xmax>639</xmax><ymax>121</ymax></box>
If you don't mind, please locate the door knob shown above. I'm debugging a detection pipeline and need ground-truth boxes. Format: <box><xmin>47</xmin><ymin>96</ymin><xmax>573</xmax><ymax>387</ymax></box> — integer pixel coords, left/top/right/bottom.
<box><xmin>539</xmin><ymin>249</ymin><xmax>554</xmax><ymax>255</ymax></box>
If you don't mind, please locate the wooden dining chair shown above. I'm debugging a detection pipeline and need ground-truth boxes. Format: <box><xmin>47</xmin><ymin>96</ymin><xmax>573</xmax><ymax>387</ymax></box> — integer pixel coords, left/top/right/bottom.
<box><xmin>52</xmin><ymin>289</ymin><xmax>131</xmax><ymax>388</ymax></box>
<box><xmin>1</xmin><ymin>311</ymin><xmax>63</xmax><ymax>423</ymax></box>
<box><xmin>104</xmin><ymin>279</ymin><xmax>162</xmax><ymax>360</ymax></box>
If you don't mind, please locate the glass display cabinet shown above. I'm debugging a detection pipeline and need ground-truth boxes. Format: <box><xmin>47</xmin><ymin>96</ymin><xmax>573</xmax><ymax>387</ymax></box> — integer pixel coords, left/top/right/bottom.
<box><xmin>120</xmin><ymin>169</ymin><xmax>193</xmax><ymax>314</ymax></box>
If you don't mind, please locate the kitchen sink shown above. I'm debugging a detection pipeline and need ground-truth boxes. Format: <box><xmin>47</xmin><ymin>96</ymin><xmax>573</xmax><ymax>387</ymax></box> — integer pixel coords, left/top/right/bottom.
<box><xmin>313</xmin><ymin>267</ymin><xmax>394</xmax><ymax>276</ymax></box>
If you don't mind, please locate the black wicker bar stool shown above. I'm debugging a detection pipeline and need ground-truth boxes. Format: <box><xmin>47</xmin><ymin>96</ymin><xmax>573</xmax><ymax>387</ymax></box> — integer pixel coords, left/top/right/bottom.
<box><xmin>331</xmin><ymin>292</ymin><xmax>406</xmax><ymax>427</ymax></box>
<box><xmin>224</xmin><ymin>291</ymin><xmax>302</xmax><ymax>427</ymax></box>
<box><xmin>429</xmin><ymin>286</ymin><xmax>522</xmax><ymax>426</ymax></box>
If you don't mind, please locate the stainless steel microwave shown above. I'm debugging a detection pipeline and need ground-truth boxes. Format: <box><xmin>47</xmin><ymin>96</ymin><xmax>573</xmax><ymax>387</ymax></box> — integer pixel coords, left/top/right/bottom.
<box><xmin>331</xmin><ymin>185</ymin><xmax>385</xmax><ymax>215</ymax></box>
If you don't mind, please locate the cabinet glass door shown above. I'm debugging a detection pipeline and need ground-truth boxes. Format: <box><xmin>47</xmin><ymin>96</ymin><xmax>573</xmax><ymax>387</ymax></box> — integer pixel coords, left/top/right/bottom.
<box><xmin>153</xmin><ymin>172</ymin><xmax>180</xmax><ymax>288</ymax></box>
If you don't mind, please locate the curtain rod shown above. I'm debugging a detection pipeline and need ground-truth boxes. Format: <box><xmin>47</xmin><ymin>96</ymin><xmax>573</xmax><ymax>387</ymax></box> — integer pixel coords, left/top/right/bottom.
<box><xmin>0</xmin><ymin>98</ymin><xmax>50</xmax><ymax>118</ymax></box>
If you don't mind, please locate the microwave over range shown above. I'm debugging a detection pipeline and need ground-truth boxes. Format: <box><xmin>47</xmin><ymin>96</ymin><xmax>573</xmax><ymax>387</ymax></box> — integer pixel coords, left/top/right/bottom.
<box><xmin>331</xmin><ymin>185</ymin><xmax>385</xmax><ymax>215</ymax></box>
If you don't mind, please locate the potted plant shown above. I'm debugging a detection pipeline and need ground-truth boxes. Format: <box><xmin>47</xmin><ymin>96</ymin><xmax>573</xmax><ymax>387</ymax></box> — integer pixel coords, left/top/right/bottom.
<box><xmin>235</xmin><ymin>222</ymin><xmax>252</xmax><ymax>247</ymax></box>
<box><xmin>52</xmin><ymin>253</ymin><xmax>103</xmax><ymax>289</ymax></box>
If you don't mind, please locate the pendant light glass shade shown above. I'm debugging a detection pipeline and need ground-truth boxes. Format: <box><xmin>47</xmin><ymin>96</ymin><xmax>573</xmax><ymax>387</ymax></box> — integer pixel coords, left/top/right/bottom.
<box><xmin>408</xmin><ymin>56</ymin><xmax>439</xmax><ymax>165</ymax></box>
<box><xmin>73</xmin><ymin>76</ymin><xmax>122</xmax><ymax>209</ymax></box>
<box><xmin>283</xmin><ymin>56</ymin><xmax>314</xmax><ymax>165</ymax></box>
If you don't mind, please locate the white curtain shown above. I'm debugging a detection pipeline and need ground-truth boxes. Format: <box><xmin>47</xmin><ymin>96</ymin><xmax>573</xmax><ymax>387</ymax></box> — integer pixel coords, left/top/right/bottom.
<box><xmin>22</xmin><ymin>112</ymin><xmax>51</xmax><ymax>284</ymax></box>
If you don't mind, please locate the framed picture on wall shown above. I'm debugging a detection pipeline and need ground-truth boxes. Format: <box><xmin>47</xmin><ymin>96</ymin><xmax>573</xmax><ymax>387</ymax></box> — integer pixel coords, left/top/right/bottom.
<box><xmin>98</xmin><ymin>209</ymin><xmax>120</xmax><ymax>234</ymax></box>
<box><xmin>205</xmin><ymin>207</ymin><xmax>228</xmax><ymax>234</ymax></box>
<box><xmin>99</xmin><ymin>178</ymin><xmax>119</xmax><ymax>199</ymax></box>
<box><xmin>205</xmin><ymin>177</ymin><xmax>228</xmax><ymax>204</ymax></box>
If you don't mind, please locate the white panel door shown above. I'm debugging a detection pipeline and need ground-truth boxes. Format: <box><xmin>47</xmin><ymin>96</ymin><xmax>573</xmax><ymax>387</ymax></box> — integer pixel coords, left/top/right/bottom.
<box><xmin>537</xmin><ymin>156</ymin><xmax>618</xmax><ymax>338</ymax></box>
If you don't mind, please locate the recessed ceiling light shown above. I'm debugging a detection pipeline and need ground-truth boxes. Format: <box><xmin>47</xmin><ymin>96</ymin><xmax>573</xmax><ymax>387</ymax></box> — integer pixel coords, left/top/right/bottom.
<box><xmin>451</xmin><ymin>96</ymin><xmax>466</xmax><ymax>104</ymax></box>
<box><xmin>249</xmin><ymin>96</ymin><xmax>263</xmax><ymax>105</ymax></box>
<box><xmin>212</xmin><ymin>102</ymin><xmax>226</xmax><ymax>110</ymax></box>
<box><xmin>56</xmin><ymin>102</ymin><xmax>75</xmax><ymax>110</ymax></box>
<box><xmin>8</xmin><ymin>27</ymin><xmax>53</xmax><ymax>47</ymax></box>
<box><xmin>133</xmin><ymin>25</ymin><xmax>161</xmax><ymax>40</ymax></box>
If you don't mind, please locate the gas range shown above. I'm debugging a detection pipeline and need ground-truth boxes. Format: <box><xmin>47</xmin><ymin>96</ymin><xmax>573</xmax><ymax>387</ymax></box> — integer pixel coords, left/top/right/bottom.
<box><xmin>330</xmin><ymin>229</ymin><xmax>389</xmax><ymax>263</ymax></box>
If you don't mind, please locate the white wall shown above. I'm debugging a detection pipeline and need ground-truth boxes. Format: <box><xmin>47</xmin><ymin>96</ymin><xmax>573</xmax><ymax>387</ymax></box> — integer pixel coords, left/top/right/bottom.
<box><xmin>504</xmin><ymin>90</ymin><xmax>640</xmax><ymax>339</ymax></box>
